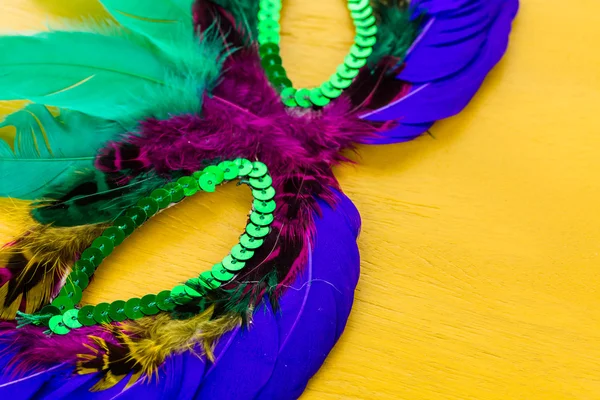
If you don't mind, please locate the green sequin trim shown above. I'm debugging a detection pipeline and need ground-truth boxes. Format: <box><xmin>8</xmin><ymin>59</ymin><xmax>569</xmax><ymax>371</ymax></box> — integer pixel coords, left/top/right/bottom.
<box><xmin>257</xmin><ymin>0</ymin><xmax>378</xmax><ymax>108</ymax></box>
<box><xmin>31</xmin><ymin>159</ymin><xmax>275</xmax><ymax>335</ymax></box>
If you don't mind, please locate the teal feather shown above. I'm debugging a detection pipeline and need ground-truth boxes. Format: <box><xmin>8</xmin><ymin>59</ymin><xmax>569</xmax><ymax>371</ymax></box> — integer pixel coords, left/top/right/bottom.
<box><xmin>0</xmin><ymin>105</ymin><xmax>123</xmax><ymax>199</ymax></box>
<box><xmin>98</xmin><ymin>0</ymin><xmax>194</xmax><ymax>43</ymax></box>
<box><xmin>0</xmin><ymin>30</ymin><xmax>173</xmax><ymax>122</ymax></box>
<box><xmin>0</xmin><ymin>24</ymin><xmax>224</xmax><ymax>124</ymax></box>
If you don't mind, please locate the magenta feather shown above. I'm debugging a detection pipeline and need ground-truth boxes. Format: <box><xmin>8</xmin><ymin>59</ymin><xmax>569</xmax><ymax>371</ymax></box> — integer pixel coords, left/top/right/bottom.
<box><xmin>0</xmin><ymin>322</ymin><xmax>111</xmax><ymax>375</ymax></box>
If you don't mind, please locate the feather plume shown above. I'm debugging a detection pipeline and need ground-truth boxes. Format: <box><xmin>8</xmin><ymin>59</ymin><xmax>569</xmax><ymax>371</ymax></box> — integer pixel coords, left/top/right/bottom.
<box><xmin>0</xmin><ymin>217</ymin><xmax>105</xmax><ymax>319</ymax></box>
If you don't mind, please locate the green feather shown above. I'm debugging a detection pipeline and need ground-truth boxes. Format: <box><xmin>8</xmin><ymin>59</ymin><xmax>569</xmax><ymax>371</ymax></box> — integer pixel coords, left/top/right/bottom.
<box><xmin>98</xmin><ymin>0</ymin><xmax>194</xmax><ymax>43</ymax></box>
<box><xmin>0</xmin><ymin>30</ymin><xmax>172</xmax><ymax>122</ymax></box>
<box><xmin>32</xmin><ymin>171</ymin><xmax>179</xmax><ymax>227</ymax></box>
<box><xmin>0</xmin><ymin>104</ymin><xmax>123</xmax><ymax>199</ymax></box>
<box><xmin>368</xmin><ymin>2</ymin><xmax>423</xmax><ymax>66</ymax></box>
<box><xmin>0</xmin><ymin>24</ymin><xmax>224</xmax><ymax>124</ymax></box>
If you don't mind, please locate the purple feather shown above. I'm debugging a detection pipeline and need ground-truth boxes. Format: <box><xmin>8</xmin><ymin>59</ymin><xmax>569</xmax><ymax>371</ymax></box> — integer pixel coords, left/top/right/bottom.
<box><xmin>196</xmin><ymin>302</ymin><xmax>279</xmax><ymax>399</ymax></box>
<box><xmin>364</xmin><ymin>0</ymin><xmax>519</xmax><ymax>143</ymax></box>
<box><xmin>0</xmin><ymin>191</ymin><xmax>361</xmax><ymax>399</ymax></box>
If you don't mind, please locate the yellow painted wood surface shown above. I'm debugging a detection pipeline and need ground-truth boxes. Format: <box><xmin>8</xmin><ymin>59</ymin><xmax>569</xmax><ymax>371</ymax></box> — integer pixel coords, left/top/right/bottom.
<box><xmin>1</xmin><ymin>1</ymin><xmax>600</xmax><ymax>398</ymax></box>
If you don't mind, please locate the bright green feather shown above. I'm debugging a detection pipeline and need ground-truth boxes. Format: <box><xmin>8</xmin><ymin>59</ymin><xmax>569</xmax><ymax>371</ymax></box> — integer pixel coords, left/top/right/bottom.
<box><xmin>0</xmin><ymin>30</ymin><xmax>172</xmax><ymax>122</ymax></box>
<box><xmin>0</xmin><ymin>104</ymin><xmax>124</xmax><ymax>199</ymax></box>
<box><xmin>0</xmin><ymin>24</ymin><xmax>223</xmax><ymax>124</ymax></box>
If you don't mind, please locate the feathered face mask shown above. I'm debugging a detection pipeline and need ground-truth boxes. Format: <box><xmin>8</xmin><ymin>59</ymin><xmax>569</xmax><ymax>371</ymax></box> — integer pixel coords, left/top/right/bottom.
<box><xmin>0</xmin><ymin>0</ymin><xmax>518</xmax><ymax>398</ymax></box>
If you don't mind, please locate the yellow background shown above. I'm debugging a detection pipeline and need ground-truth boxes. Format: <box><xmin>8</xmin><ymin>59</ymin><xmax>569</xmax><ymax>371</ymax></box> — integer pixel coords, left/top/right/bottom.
<box><xmin>1</xmin><ymin>0</ymin><xmax>600</xmax><ymax>398</ymax></box>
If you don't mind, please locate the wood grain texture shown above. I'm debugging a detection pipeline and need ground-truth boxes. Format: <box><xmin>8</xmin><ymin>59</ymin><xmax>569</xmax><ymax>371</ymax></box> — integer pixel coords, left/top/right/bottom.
<box><xmin>1</xmin><ymin>0</ymin><xmax>600</xmax><ymax>398</ymax></box>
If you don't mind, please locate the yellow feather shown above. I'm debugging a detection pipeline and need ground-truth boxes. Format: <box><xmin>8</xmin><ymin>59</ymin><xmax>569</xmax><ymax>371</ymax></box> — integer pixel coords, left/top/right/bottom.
<box><xmin>78</xmin><ymin>307</ymin><xmax>243</xmax><ymax>383</ymax></box>
<box><xmin>90</xmin><ymin>371</ymin><xmax>127</xmax><ymax>392</ymax></box>
<box><xmin>0</xmin><ymin>200</ymin><xmax>106</xmax><ymax>319</ymax></box>
<box><xmin>113</xmin><ymin>308</ymin><xmax>242</xmax><ymax>378</ymax></box>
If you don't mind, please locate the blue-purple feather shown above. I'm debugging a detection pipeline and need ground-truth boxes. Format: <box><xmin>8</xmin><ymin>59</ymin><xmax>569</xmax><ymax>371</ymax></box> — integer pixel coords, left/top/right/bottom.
<box><xmin>364</xmin><ymin>0</ymin><xmax>519</xmax><ymax>143</ymax></box>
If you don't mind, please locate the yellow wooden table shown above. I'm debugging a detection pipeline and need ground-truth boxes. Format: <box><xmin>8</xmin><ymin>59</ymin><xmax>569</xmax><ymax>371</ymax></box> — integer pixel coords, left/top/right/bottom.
<box><xmin>1</xmin><ymin>1</ymin><xmax>600</xmax><ymax>398</ymax></box>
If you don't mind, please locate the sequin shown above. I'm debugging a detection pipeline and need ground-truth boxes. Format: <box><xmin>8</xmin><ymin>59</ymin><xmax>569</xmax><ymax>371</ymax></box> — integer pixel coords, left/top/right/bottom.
<box><xmin>211</xmin><ymin>263</ymin><xmax>235</xmax><ymax>282</ymax></box>
<box><xmin>344</xmin><ymin>54</ymin><xmax>367</xmax><ymax>70</ymax></box>
<box><xmin>355</xmin><ymin>34</ymin><xmax>376</xmax><ymax>48</ymax></box>
<box><xmin>102</xmin><ymin>226</ymin><xmax>125</xmax><ymax>246</ymax></box>
<box><xmin>309</xmin><ymin>88</ymin><xmax>332</xmax><ymax>106</ymax></box>
<box><xmin>151</xmin><ymin>188</ymin><xmax>172</xmax><ymax>208</ymax></box>
<box><xmin>203</xmin><ymin>165</ymin><xmax>225</xmax><ymax>184</ymax></box>
<box><xmin>49</xmin><ymin>315</ymin><xmax>70</xmax><ymax>335</ymax></box>
<box><xmin>109</xmin><ymin>300</ymin><xmax>128</xmax><ymax>322</ymax></box>
<box><xmin>137</xmin><ymin>197</ymin><xmax>160</xmax><ymax>216</ymax></box>
<box><xmin>171</xmin><ymin>285</ymin><xmax>193</xmax><ymax>305</ymax></box>
<box><xmin>350</xmin><ymin>43</ymin><xmax>373</xmax><ymax>59</ymax></box>
<box><xmin>198</xmin><ymin>172</ymin><xmax>217</xmax><ymax>192</ymax></box>
<box><xmin>250</xmin><ymin>174</ymin><xmax>273</xmax><ymax>189</ymax></box>
<box><xmin>81</xmin><ymin>246</ymin><xmax>105</xmax><ymax>267</ymax></box>
<box><xmin>330</xmin><ymin>73</ymin><xmax>353</xmax><ymax>89</ymax></box>
<box><xmin>235</xmin><ymin>158</ymin><xmax>253</xmax><ymax>176</ymax></box>
<box><xmin>294</xmin><ymin>88</ymin><xmax>313</xmax><ymax>108</ymax></box>
<box><xmin>177</xmin><ymin>176</ymin><xmax>199</xmax><ymax>196</ymax></box>
<box><xmin>253</xmin><ymin>186</ymin><xmax>276</xmax><ymax>201</ymax></box>
<box><xmin>218</xmin><ymin>161</ymin><xmax>240</xmax><ymax>180</ymax></box>
<box><xmin>200</xmin><ymin>271</ymin><xmax>222</xmax><ymax>289</ymax></box>
<box><xmin>250</xmin><ymin>211</ymin><xmax>275</xmax><ymax>226</ymax></box>
<box><xmin>163</xmin><ymin>182</ymin><xmax>185</xmax><ymax>202</ymax></box>
<box><xmin>321</xmin><ymin>81</ymin><xmax>343</xmax><ymax>99</ymax></box>
<box><xmin>281</xmin><ymin>87</ymin><xmax>299</xmax><ymax>107</ymax></box>
<box><xmin>254</xmin><ymin>199</ymin><xmax>277</xmax><ymax>213</ymax></box>
<box><xmin>231</xmin><ymin>244</ymin><xmax>255</xmax><ymax>261</ymax></box>
<box><xmin>336</xmin><ymin>63</ymin><xmax>360</xmax><ymax>80</ymax></box>
<box><xmin>92</xmin><ymin>235</ymin><xmax>114</xmax><ymax>257</ymax></box>
<box><xmin>78</xmin><ymin>305</ymin><xmax>96</xmax><ymax>326</ymax></box>
<box><xmin>240</xmin><ymin>233</ymin><xmax>264</xmax><ymax>250</ymax></box>
<box><xmin>249</xmin><ymin>161</ymin><xmax>269</xmax><ymax>178</ymax></box>
<box><xmin>140</xmin><ymin>294</ymin><xmax>160</xmax><ymax>315</ymax></box>
<box><xmin>124</xmin><ymin>298</ymin><xmax>144</xmax><ymax>320</ymax></box>
<box><xmin>51</xmin><ymin>296</ymin><xmax>74</xmax><ymax>314</ymax></box>
<box><xmin>246</xmin><ymin>223</ymin><xmax>271</xmax><ymax>238</ymax></box>
<box><xmin>93</xmin><ymin>302</ymin><xmax>111</xmax><ymax>324</ymax></box>
<box><xmin>222</xmin><ymin>254</ymin><xmax>246</xmax><ymax>272</ymax></box>
<box><xmin>157</xmin><ymin>290</ymin><xmax>176</xmax><ymax>311</ymax></box>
